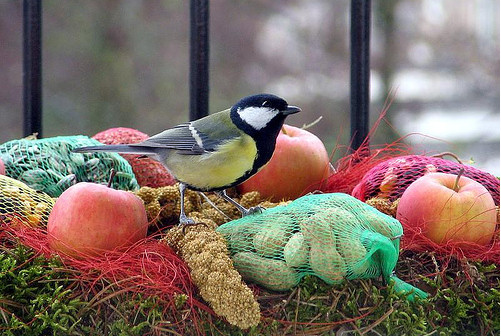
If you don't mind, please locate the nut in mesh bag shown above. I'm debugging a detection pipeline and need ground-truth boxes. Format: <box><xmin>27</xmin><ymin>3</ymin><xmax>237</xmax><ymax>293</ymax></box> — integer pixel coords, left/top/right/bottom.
<box><xmin>217</xmin><ymin>193</ymin><xmax>425</xmax><ymax>299</ymax></box>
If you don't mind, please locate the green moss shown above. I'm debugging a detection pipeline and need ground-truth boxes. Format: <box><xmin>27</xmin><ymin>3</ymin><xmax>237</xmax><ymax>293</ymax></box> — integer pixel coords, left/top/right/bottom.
<box><xmin>0</xmin><ymin>245</ymin><xmax>87</xmax><ymax>335</ymax></box>
<box><xmin>202</xmin><ymin>252</ymin><xmax>499</xmax><ymax>336</ymax></box>
<box><xmin>0</xmin><ymin>245</ymin><xmax>187</xmax><ymax>336</ymax></box>
<box><xmin>0</xmin><ymin>242</ymin><xmax>498</xmax><ymax>335</ymax></box>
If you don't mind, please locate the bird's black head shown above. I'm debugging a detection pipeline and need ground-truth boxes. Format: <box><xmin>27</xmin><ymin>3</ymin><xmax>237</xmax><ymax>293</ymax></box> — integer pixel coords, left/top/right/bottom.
<box><xmin>230</xmin><ymin>94</ymin><xmax>301</xmax><ymax>139</ymax></box>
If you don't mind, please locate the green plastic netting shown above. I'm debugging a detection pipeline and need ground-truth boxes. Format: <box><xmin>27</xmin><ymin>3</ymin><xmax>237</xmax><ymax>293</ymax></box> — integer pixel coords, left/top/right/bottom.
<box><xmin>0</xmin><ymin>136</ymin><xmax>139</xmax><ymax>197</ymax></box>
<box><xmin>217</xmin><ymin>193</ymin><xmax>427</xmax><ymax>300</ymax></box>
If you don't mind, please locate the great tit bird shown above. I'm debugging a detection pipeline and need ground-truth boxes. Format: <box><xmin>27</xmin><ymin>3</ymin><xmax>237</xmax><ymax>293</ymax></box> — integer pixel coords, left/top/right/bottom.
<box><xmin>74</xmin><ymin>94</ymin><xmax>301</xmax><ymax>224</ymax></box>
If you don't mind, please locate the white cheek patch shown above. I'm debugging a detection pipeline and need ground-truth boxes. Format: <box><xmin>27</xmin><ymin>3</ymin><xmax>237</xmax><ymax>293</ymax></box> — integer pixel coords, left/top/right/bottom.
<box><xmin>238</xmin><ymin>106</ymin><xmax>279</xmax><ymax>130</ymax></box>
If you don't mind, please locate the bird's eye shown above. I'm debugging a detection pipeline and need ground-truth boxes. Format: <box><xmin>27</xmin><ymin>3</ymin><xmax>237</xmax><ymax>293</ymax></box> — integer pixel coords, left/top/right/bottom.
<box><xmin>261</xmin><ymin>101</ymin><xmax>269</xmax><ymax>107</ymax></box>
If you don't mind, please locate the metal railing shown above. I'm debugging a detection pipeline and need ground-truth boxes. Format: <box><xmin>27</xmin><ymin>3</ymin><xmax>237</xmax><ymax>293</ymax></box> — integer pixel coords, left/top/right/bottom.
<box><xmin>23</xmin><ymin>0</ymin><xmax>42</xmax><ymax>138</ymax></box>
<box><xmin>350</xmin><ymin>0</ymin><xmax>371</xmax><ymax>151</ymax></box>
<box><xmin>22</xmin><ymin>0</ymin><xmax>371</xmax><ymax>150</ymax></box>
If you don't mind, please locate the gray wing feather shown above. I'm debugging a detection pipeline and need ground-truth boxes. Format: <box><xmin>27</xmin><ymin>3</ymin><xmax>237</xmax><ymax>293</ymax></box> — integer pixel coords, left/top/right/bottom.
<box><xmin>74</xmin><ymin>119</ymin><xmax>230</xmax><ymax>157</ymax></box>
<box><xmin>134</xmin><ymin>122</ymin><xmax>221</xmax><ymax>155</ymax></box>
<box><xmin>79</xmin><ymin>110</ymin><xmax>237</xmax><ymax>157</ymax></box>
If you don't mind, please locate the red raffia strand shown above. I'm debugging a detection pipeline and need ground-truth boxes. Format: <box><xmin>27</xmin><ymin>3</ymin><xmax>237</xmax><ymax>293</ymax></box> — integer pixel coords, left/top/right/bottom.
<box><xmin>320</xmin><ymin>89</ymin><xmax>500</xmax><ymax>265</ymax></box>
<box><xmin>0</xmin><ymin>221</ymin><xmax>213</xmax><ymax>333</ymax></box>
<box><xmin>263</xmin><ymin>309</ymin><xmax>373</xmax><ymax>327</ymax></box>
<box><xmin>351</xmin><ymin>154</ymin><xmax>500</xmax><ymax>205</ymax></box>
<box><xmin>321</xmin><ymin>140</ymin><xmax>412</xmax><ymax>195</ymax></box>
<box><xmin>399</xmin><ymin>210</ymin><xmax>500</xmax><ymax>265</ymax></box>
<box><xmin>347</xmin><ymin>153</ymin><xmax>500</xmax><ymax>264</ymax></box>
<box><xmin>320</xmin><ymin>89</ymin><xmax>413</xmax><ymax>196</ymax></box>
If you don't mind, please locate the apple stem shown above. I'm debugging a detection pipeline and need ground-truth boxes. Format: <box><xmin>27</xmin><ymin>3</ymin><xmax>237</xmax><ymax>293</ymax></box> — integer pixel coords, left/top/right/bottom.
<box><xmin>452</xmin><ymin>167</ymin><xmax>465</xmax><ymax>192</ymax></box>
<box><xmin>107</xmin><ymin>168</ymin><xmax>116</xmax><ymax>188</ymax></box>
<box><xmin>281</xmin><ymin>126</ymin><xmax>288</xmax><ymax>135</ymax></box>
<box><xmin>301</xmin><ymin>116</ymin><xmax>323</xmax><ymax>130</ymax></box>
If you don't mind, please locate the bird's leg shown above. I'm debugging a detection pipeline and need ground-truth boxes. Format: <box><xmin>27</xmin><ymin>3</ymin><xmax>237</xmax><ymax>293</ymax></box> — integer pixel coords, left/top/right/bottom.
<box><xmin>215</xmin><ymin>190</ymin><xmax>264</xmax><ymax>217</ymax></box>
<box><xmin>178</xmin><ymin>183</ymin><xmax>195</xmax><ymax>225</ymax></box>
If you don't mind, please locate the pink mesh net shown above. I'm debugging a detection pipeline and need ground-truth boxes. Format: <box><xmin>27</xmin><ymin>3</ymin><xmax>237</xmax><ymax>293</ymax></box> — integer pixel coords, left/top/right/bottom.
<box><xmin>351</xmin><ymin>155</ymin><xmax>500</xmax><ymax>206</ymax></box>
<box><xmin>93</xmin><ymin>127</ymin><xmax>175</xmax><ymax>188</ymax></box>
<box><xmin>347</xmin><ymin>154</ymin><xmax>499</xmax><ymax>264</ymax></box>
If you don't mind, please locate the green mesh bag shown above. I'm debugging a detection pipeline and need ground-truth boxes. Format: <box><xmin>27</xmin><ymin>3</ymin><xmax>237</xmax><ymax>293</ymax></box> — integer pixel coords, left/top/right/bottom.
<box><xmin>0</xmin><ymin>136</ymin><xmax>139</xmax><ymax>197</ymax></box>
<box><xmin>217</xmin><ymin>193</ymin><xmax>427</xmax><ymax>300</ymax></box>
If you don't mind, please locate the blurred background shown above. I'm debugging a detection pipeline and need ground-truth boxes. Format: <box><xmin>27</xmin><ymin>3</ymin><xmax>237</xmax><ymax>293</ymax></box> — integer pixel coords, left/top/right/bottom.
<box><xmin>1</xmin><ymin>0</ymin><xmax>499</xmax><ymax>175</ymax></box>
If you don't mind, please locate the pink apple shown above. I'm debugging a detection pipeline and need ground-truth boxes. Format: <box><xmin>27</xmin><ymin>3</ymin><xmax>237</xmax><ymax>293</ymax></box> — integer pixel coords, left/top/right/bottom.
<box><xmin>0</xmin><ymin>158</ymin><xmax>5</xmax><ymax>175</ymax></box>
<box><xmin>396</xmin><ymin>172</ymin><xmax>497</xmax><ymax>246</ymax></box>
<box><xmin>237</xmin><ymin>124</ymin><xmax>331</xmax><ymax>202</ymax></box>
<box><xmin>48</xmin><ymin>182</ymin><xmax>148</xmax><ymax>257</ymax></box>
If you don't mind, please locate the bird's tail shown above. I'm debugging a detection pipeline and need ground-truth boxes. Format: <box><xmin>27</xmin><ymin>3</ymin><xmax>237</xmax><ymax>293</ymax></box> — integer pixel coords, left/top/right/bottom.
<box><xmin>72</xmin><ymin>144</ymin><xmax>157</xmax><ymax>156</ymax></box>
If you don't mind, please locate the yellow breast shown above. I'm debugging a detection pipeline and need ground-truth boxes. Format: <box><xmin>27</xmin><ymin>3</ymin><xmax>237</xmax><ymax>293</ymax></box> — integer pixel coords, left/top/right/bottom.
<box><xmin>165</xmin><ymin>134</ymin><xmax>257</xmax><ymax>190</ymax></box>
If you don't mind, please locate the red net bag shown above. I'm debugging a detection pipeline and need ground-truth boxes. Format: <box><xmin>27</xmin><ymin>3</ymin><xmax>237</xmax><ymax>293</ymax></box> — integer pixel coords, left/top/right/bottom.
<box><xmin>351</xmin><ymin>154</ymin><xmax>500</xmax><ymax>206</ymax></box>
<box><xmin>351</xmin><ymin>154</ymin><xmax>500</xmax><ymax>264</ymax></box>
<box><xmin>93</xmin><ymin>127</ymin><xmax>175</xmax><ymax>188</ymax></box>
<box><xmin>321</xmin><ymin>142</ymin><xmax>412</xmax><ymax>196</ymax></box>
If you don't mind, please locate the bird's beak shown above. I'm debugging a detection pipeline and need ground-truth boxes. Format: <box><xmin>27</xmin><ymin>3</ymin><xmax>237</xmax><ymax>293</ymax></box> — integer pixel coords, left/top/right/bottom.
<box><xmin>282</xmin><ymin>105</ymin><xmax>301</xmax><ymax>115</ymax></box>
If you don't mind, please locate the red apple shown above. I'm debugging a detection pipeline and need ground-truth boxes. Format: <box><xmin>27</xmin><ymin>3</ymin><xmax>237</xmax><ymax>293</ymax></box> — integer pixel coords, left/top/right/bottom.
<box><xmin>237</xmin><ymin>124</ymin><xmax>331</xmax><ymax>202</ymax></box>
<box><xmin>48</xmin><ymin>182</ymin><xmax>148</xmax><ymax>257</ymax></box>
<box><xmin>0</xmin><ymin>158</ymin><xmax>5</xmax><ymax>175</ymax></box>
<box><xmin>396</xmin><ymin>172</ymin><xmax>497</xmax><ymax>246</ymax></box>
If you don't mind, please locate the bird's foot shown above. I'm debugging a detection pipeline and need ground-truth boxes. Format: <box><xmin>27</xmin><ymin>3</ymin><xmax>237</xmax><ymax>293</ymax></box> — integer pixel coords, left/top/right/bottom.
<box><xmin>242</xmin><ymin>205</ymin><xmax>265</xmax><ymax>217</ymax></box>
<box><xmin>178</xmin><ymin>214</ymin><xmax>211</xmax><ymax>234</ymax></box>
<box><xmin>178</xmin><ymin>214</ymin><xmax>196</xmax><ymax>226</ymax></box>
<box><xmin>214</xmin><ymin>190</ymin><xmax>266</xmax><ymax>218</ymax></box>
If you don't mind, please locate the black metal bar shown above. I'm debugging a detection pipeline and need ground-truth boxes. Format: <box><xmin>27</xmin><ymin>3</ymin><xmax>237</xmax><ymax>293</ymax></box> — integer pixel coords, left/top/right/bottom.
<box><xmin>23</xmin><ymin>0</ymin><xmax>43</xmax><ymax>137</ymax></box>
<box><xmin>350</xmin><ymin>0</ymin><xmax>371</xmax><ymax>151</ymax></box>
<box><xmin>189</xmin><ymin>0</ymin><xmax>209</xmax><ymax>121</ymax></box>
